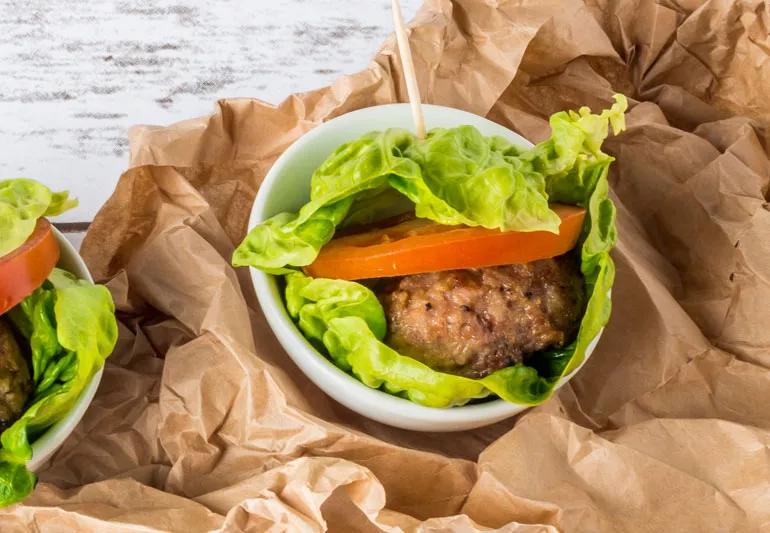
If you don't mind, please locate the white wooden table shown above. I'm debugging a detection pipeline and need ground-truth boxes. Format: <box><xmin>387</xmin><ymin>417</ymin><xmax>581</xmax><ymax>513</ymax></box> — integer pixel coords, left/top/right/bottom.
<box><xmin>0</xmin><ymin>0</ymin><xmax>420</xmax><ymax>249</ymax></box>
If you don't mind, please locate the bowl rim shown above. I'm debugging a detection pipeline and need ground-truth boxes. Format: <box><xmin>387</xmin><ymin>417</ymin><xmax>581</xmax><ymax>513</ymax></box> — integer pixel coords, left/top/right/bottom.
<box><xmin>27</xmin><ymin>226</ymin><xmax>104</xmax><ymax>471</ymax></box>
<box><xmin>248</xmin><ymin>103</ymin><xmax>600</xmax><ymax>429</ymax></box>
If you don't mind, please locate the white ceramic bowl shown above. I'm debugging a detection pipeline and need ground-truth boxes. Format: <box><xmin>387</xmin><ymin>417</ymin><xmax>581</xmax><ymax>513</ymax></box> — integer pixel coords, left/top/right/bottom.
<box><xmin>26</xmin><ymin>227</ymin><xmax>103</xmax><ymax>470</ymax></box>
<box><xmin>249</xmin><ymin>104</ymin><xmax>601</xmax><ymax>431</ymax></box>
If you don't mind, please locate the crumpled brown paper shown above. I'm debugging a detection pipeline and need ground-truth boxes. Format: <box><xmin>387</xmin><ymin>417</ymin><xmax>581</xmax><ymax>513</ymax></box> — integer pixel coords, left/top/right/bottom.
<box><xmin>2</xmin><ymin>0</ymin><xmax>769</xmax><ymax>531</ymax></box>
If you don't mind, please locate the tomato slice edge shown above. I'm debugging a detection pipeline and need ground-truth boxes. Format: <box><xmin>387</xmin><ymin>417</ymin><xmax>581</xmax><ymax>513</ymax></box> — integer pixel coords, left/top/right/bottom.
<box><xmin>0</xmin><ymin>218</ymin><xmax>60</xmax><ymax>315</ymax></box>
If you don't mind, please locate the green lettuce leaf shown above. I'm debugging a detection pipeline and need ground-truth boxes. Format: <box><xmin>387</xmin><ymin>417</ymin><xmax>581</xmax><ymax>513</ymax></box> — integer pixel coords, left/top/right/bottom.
<box><xmin>0</xmin><ymin>179</ymin><xmax>77</xmax><ymax>258</ymax></box>
<box><xmin>233</xmin><ymin>129</ymin><xmax>416</xmax><ymax>271</ymax></box>
<box><xmin>271</xmin><ymin>95</ymin><xmax>626</xmax><ymax>408</ymax></box>
<box><xmin>233</xmin><ymin>121</ymin><xmax>569</xmax><ymax>270</ymax></box>
<box><xmin>396</xmin><ymin>126</ymin><xmax>559</xmax><ymax>232</ymax></box>
<box><xmin>8</xmin><ymin>290</ymin><xmax>59</xmax><ymax>383</ymax></box>
<box><xmin>285</xmin><ymin>272</ymin><xmax>387</xmax><ymax>346</ymax></box>
<box><xmin>0</xmin><ymin>463</ymin><xmax>35</xmax><ymax>506</ymax></box>
<box><xmin>0</xmin><ymin>268</ymin><xmax>117</xmax><ymax>506</ymax></box>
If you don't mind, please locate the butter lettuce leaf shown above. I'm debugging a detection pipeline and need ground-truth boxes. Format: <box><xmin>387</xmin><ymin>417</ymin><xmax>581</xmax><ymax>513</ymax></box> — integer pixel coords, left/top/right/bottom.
<box><xmin>233</xmin><ymin>129</ymin><xmax>416</xmax><ymax>270</ymax></box>
<box><xmin>397</xmin><ymin>126</ymin><xmax>559</xmax><ymax>232</ymax></box>
<box><xmin>0</xmin><ymin>179</ymin><xmax>77</xmax><ymax>258</ymax></box>
<box><xmin>284</xmin><ymin>272</ymin><xmax>387</xmax><ymax>347</ymax></box>
<box><xmin>233</xmin><ymin>121</ymin><xmax>568</xmax><ymax>270</ymax></box>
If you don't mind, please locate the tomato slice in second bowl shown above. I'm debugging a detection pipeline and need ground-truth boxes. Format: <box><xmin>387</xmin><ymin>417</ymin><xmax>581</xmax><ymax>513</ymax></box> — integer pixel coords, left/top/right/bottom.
<box><xmin>0</xmin><ymin>218</ymin><xmax>60</xmax><ymax>314</ymax></box>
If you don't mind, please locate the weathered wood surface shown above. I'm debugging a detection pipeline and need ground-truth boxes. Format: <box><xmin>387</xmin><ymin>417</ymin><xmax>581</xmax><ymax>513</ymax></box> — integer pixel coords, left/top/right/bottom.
<box><xmin>1</xmin><ymin>0</ymin><xmax>420</xmax><ymax>226</ymax></box>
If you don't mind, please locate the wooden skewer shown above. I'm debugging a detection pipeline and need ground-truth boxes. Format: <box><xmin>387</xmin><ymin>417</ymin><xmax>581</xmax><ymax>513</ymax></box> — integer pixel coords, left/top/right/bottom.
<box><xmin>391</xmin><ymin>0</ymin><xmax>425</xmax><ymax>139</ymax></box>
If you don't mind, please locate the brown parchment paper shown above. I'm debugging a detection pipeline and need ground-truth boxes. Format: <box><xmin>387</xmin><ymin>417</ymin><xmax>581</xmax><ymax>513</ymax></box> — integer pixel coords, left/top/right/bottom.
<box><xmin>3</xmin><ymin>0</ymin><xmax>769</xmax><ymax>531</ymax></box>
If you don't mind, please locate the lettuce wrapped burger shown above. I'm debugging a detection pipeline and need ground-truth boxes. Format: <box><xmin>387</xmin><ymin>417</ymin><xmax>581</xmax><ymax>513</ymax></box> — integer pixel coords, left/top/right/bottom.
<box><xmin>233</xmin><ymin>95</ymin><xmax>627</xmax><ymax>408</ymax></box>
<box><xmin>0</xmin><ymin>179</ymin><xmax>117</xmax><ymax>505</ymax></box>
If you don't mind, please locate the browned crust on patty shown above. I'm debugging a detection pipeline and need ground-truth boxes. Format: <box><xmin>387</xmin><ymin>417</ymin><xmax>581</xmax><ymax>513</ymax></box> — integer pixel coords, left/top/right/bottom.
<box><xmin>377</xmin><ymin>255</ymin><xmax>584</xmax><ymax>378</ymax></box>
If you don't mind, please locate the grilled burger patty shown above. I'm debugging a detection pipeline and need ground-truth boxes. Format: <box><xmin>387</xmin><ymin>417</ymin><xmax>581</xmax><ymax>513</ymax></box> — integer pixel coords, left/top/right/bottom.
<box><xmin>0</xmin><ymin>317</ymin><xmax>32</xmax><ymax>430</ymax></box>
<box><xmin>377</xmin><ymin>255</ymin><xmax>584</xmax><ymax>378</ymax></box>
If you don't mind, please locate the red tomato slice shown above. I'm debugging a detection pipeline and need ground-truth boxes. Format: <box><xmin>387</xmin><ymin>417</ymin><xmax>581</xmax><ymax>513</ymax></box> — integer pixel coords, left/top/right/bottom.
<box><xmin>0</xmin><ymin>218</ymin><xmax>60</xmax><ymax>315</ymax></box>
<box><xmin>305</xmin><ymin>204</ymin><xmax>585</xmax><ymax>280</ymax></box>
